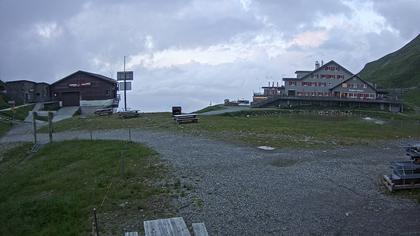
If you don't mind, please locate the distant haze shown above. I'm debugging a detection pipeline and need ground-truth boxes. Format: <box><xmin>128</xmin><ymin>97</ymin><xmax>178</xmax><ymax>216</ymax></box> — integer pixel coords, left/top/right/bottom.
<box><xmin>1</xmin><ymin>0</ymin><xmax>419</xmax><ymax>112</ymax></box>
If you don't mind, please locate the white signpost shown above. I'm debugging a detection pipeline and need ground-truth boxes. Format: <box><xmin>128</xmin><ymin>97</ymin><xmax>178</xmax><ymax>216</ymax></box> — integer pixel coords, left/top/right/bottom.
<box><xmin>118</xmin><ymin>81</ymin><xmax>132</xmax><ymax>91</ymax></box>
<box><xmin>117</xmin><ymin>71</ymin><xmax>133</xmax><ymax>81</ymax></box>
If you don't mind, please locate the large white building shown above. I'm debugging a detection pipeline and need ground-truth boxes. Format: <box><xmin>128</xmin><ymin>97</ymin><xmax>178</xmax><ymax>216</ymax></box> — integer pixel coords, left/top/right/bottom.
<box><xmin>252</xmin><ymin>60</ymin><xmax>402</xmax><ymax>112</ymax></box>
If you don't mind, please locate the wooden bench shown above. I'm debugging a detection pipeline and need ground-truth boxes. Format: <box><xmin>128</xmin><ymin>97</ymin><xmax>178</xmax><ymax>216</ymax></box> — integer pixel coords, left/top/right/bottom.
<box><xmin>140</xmin><ymin>217</ymin><xmax>209</xmax><ymax>236</ymax></box>
<box><xmin>118</xmin><ymin>110</ymin><xmax>140</xmax><ymax>119</ymax></box>
<box><xmin>173</xmin><ymin>114</ymin><xmax>198</xmax><ymax>124</ymax></box>
<box><xmin>94</xmin><ymin>108</ymin><xmax>113</xmax><ymax>116</ymax></box>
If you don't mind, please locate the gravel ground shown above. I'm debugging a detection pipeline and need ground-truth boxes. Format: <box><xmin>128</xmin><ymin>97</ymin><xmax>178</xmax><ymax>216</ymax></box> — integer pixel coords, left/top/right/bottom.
<box><xmin>1</xmin><ymin>126</ymin><xmax>420</xmax><ymax>235</ymax></box>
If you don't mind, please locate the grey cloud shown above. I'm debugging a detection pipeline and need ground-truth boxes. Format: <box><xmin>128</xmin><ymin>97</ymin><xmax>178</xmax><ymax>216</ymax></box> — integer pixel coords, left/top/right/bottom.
<box><xmin>371</xmin><ymin>0</ymin><xmax>420</xmax><ymax>39</ymax></box>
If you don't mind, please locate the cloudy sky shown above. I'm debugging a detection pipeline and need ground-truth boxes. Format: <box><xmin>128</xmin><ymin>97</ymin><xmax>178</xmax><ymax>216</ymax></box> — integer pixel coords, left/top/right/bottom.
<box><xmin>1</xmin><ymin>0</ymin><xmax>419</xmax><ymax>112</ymax></box>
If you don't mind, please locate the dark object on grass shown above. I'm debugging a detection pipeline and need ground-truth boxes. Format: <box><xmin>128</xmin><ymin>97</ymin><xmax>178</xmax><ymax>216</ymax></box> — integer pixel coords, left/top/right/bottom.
<box><xmin>94</xmin><ymin>108</ymin><xmax>113</xmax><ymax>116</ymax></box>
<box><xmin>118</xmin><ymin>110</ymin><xmax>140</xmax><ymax>119</ymax></box>
<box><xmin>172</xmin><ymin>106</ymin><xmax>182</xmax><ymax>116</ymax></box>
<box><xmin>383</xmin><ymin>144</ymin><xmax>420</xmax><ymax>191</ymax></box>
<box><xmin>173</xmin><ymin>114</ymin><xmax>198</xmax><ymax>124</ymax></box>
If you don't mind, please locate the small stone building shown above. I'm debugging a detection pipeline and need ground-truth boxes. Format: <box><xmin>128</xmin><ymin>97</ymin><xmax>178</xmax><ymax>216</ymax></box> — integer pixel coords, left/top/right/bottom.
<box><xmin>5</xmin><ymin>80</ymin><xmax>50</xmax><ymax>105</ymax></box>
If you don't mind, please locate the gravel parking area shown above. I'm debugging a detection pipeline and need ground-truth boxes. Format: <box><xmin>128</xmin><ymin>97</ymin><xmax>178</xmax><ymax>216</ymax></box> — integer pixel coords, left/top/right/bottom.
<box><xmin>1</xmin><ymin>126</ymin><xmax>420</xmax><ymax>235</ymax></box>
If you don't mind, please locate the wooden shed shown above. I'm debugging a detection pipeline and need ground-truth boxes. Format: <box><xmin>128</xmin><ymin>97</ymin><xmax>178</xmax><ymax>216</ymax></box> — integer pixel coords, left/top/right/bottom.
<box><xmin>50</xmin><ymin>71</ymin><xmax>117</xmax><ymax>107</ymax></box>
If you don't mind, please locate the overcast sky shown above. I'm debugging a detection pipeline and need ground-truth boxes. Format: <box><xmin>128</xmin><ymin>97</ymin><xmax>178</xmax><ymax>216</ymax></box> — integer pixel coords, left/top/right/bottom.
<box><xmin>1</xmin><ymin>0</ymin><xmax>419</xmax><ymax>112</ymax></box>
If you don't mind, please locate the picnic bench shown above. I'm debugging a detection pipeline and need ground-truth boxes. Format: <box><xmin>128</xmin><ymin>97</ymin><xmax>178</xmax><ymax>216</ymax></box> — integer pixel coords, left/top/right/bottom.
<box><xmin>173</xmin><ymin>114</ymin><xmax>198</xmax><ymax>124</ymax></box>
<box><xmin>94</xmin><ymin>108</ymin><xmax>113</xmax><ymax>116</ymax></box>
<box><xmin>118</xmin><ymin>110</ymin><xmax>140</xmax><ymax>119</ymax></box>
<box><xmin>125</xmin><ymin>217</ymin><xmax>208</xmax><ymax>236</ymax></box>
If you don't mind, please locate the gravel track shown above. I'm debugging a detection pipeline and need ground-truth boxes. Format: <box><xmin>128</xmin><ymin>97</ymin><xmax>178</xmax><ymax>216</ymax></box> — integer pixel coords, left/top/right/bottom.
<box><xmin>1</xmin><ymin>126</ymin><xmax>420</xmax><ymax>235</ymax></box>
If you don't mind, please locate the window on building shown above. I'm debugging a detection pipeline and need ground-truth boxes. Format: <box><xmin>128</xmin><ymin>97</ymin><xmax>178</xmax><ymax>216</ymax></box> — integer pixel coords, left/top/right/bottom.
<box><xmin>342</xmin><ymin>83</ymin><xmax>347</xmax><ymax>88</ymax></box>
<box><xmin>105</xmin><ymin>89</ymin><xmax>110</xmax><ymax>95</ymax></box>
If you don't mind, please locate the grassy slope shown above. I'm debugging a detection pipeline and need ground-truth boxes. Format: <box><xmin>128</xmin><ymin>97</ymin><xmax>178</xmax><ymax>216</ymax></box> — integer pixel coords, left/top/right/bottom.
<box><xmin>0</xmin><ymin>95</ymin><xmax>8</xmax><ymax>109</ymax></box>
<box><xmin>194</xmin><ymin>104</ymin><xmax>226</xmax><ymax>114</ymax></box>
<box><xmin>0</xmin><ymin>122</ymin><xmax>12</xmax><ymax>137</ymax></box>
<box><xmin>0</xmin><ymin>104</ymin><xmax>35</xmax><ymax>120</ymax></box>
<box><xmin>40</xmin><ymin>111</ymin><xmax>420</xmax><ymax>148</ymax></box>
<box><xmin>0</xmin><ymin>140</ymin><xmax>175</xmax><ymax>235</ymax></box>
<box><xmin>359</xmin><ymin>34</ymin><xmax>420</xmax><ymax>88</ymax></box>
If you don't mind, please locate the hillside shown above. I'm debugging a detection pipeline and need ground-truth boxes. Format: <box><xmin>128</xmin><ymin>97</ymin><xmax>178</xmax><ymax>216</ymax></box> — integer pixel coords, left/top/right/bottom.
<box><xmin>359</xmin><ymin>34</ymin><xmax>420</xmax><ymax>89</ymax></box>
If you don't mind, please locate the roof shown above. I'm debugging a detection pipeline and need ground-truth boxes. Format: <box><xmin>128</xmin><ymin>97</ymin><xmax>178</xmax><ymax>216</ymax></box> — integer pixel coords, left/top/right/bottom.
<box><xmin>6</xmin><ymin>80</ymin><xmax>50</xmax><ymax>85</ymax></box>
<box><xmin>329</xmin><ymin>74</ymin><xmax>377</xmax><ymax>92</ymax></box>
<box><xmin>295</xmin><ymin>70</ymin><xmax>312</xmax><ymax>73</ymax></box>
<box><xmin>283</xmin><ymin>60</ymin><xmax>354</xmax><ymax>82</ymax></box>
<box><xmin>262</xmin><ymin>86</ymin><xmax>284</xmax><ymax>89</ymax></box>
<box><xmin>283</xmin><ymin>77</ymin><xmax>300</xmax><ymax>80</ymax></box>
<box><xmin>51</xmin><ymin>70</ymin><xmax>117</xmax><ymax>86</ymax></box>
<box><xmin>6</xmin><ymin>80</ymin><xmax>37</xmax><ymax>84</ymax></box>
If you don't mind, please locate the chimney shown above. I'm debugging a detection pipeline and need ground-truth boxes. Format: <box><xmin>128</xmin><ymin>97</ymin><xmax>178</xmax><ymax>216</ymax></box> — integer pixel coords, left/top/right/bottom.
<box><xmin>315</xmin><ymin>61</ymin><xmax>320</xmax><ymax>69</ymax></box>
<box><xmin>277</xmin><ymin>82</ymin><xmax>279</xmax><ymax>87</ymax></box>
<box><xmin>268</xmin><ymin>81</ymin><xmax>270</xmax><ymax>87</ymax></box>
<box><xmin>321</xmin><ymin>60</ymin><xmax>324</xmax><ymax>66</ymax></box>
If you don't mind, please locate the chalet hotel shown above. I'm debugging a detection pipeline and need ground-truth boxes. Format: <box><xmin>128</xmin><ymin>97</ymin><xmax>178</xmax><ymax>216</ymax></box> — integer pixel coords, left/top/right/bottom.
<box><xmin>253</xmin><ymin>60</ymin><xmax>402</xmax><ymax>112</ymax></box>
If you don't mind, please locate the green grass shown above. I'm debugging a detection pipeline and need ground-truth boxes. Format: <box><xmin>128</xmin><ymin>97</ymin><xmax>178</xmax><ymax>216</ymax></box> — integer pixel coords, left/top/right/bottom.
<box><xmin>404</xmin><ymin>87</ymin><xmax>420</xmax><ymax>108</ymax></box>
<box><xmin>0</xmin><ymin>104</ymin><xmax>35</xmax><ymax>120</ymax></box>
<box><xmin>194</xmin><ymin>104</ymin><xmax>226</xmax><ymax>113</ymax></box>
<box><xmin>40</xmin><ymin>110</ymin><xmax>420</xmax><ymax>148</ymax></box>
<box><xmin>0</xmin><ymin>122</ymin><xmax>12</xmax><ymax>137</ymax></box>
<box><xmin>0</xmin><ymin>140</ymin><xmax>175</xmax><ymax>235</ymax></box>
<box><xmin>359</xmin><ymin>34</ymin><xmax>420</xmax><ymax>88</ymax></box>
<box><xmin>0</xmin><ymin>94</ymin><xmax>9</xmax><ymax>109</ymax></box>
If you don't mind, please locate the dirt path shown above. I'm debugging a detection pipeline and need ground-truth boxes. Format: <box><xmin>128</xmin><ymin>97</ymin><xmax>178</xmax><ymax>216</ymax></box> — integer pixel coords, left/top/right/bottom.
<box><xmin>1</xmin><ymin>128</ymin><xmax>420</xmax><ymax>235</ymax></box>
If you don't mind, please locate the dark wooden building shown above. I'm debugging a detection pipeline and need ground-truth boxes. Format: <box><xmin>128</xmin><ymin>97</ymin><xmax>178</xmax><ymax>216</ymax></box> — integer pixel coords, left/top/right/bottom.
<box><xmin>5</xmin><ymin>80</ymin><xmax>50</xmax><ymax>105</ymax></box>
<box><xmin>50</xmin><ymin>70</ymin><xmax>118</xmax><ymax>107</ymax></box>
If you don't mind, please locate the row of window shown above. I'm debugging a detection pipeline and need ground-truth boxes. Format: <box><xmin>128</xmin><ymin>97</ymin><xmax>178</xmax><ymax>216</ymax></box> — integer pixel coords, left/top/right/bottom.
<box><xmin>323</xmin><ymin>66</ymin><xmax>340</xmax><ymax>71</ymax></box>
<box><xmin>295</xmin><ymin>92</ymin><xmax>376</xmax><ymax>99</ymax></box>
<box><xmin>297</xmin><ymin>92</ymin><xmax>332</xmax><ymax>97</ymax></box>
<box><xmin>289</xmin><ymin>81</ymin><xmax>332</xmax><ymax>87</ymax></box>
<box><xmin>343</xmin><ymin>93</ymin><xmax>375</xmax><ymax>98</ymax></box>
<box><xmin>342</xmin><ymin>83</ymin><xmax>368</xmax><ymax>89</ymax></box>
<box><xmin>311</xmin><ymin>74</ymin><xmax>345</xmax><ymax>79</ymax></box>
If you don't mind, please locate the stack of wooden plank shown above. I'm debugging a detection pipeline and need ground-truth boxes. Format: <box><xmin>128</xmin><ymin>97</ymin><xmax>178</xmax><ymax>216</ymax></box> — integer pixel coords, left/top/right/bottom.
<box><xmin>383</xmin><ymin>144</ymin><xmax>420</xmax><ymax>191</ymax></box>
<box><xmin>94</xmin><ymin>108</ymin><xmax>113</xmax><ymax>116</ymax></box>
<box><xmin>118</xmin><ymin>110</ymin><xmax>140</xmax><ymax>119</ymax></box>
<box><xmin>173</xmin><ymin>114</ymin><xmax>198</xmax><ymax>124</ymax></box>
<box><xmin>125</xmin><ymin>217</ymin><xmax>209</xmax><ymax>236</ymax></box>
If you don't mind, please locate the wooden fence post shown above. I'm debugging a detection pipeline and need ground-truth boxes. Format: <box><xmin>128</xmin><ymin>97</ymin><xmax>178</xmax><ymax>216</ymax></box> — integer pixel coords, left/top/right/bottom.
<box><xmin>32</xmin><ymin>111</ymin><xmax>37</xmax><ymax>144</ymax></box>
<box><xmin>48</xmin><ymin>112</ymin><xmax>53</xmax><ymax>143</ymax></box>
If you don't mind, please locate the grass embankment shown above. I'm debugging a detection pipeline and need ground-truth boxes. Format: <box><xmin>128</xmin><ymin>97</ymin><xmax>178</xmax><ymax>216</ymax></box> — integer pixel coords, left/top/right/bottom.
<box><xmin>0</xmin><ymin>140</ymin><xmax>176</xmax><ymax>235</ymax></box>
<box><xmin>0</xmin><ymin>94</ymin><xmax>9</xmax><ymax>109</ymax></box>
<box><xmin>0</xmin><ymin>104</ymin><xmax>35</xmax><ymax>120</ymax></box>
<box><xmin>404</xmin><ymin>87</ymin><xmax>420</xmax><ymax>108</ymax></box>
<box><xmin>194</xmin><ymin>104</ymin><xmax>226</xmax><ymax>114</ymax></box>
<box><xmin>41</xmin><ymin>110</ymin><xmax>420</xmax><ymax>148</ymax></box>
<box><xmin>0</xmin><ymin>122</ymin><xmax>12</xmax><ymax>137</ymax></box>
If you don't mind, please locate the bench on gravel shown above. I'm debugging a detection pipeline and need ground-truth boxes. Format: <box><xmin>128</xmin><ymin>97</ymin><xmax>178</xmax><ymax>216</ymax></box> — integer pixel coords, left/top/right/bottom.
<box><xmin>127</xmin><ymin>217</ymin><xmax>208</xmax><ymax>236</ymax></box>
<box><xmin>173</xmin><ymin>114</ymin><xmax>198</xmax><ymax>124</ymax></box>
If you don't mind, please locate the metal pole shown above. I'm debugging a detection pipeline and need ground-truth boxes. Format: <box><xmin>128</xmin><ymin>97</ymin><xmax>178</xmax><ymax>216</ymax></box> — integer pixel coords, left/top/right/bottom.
<box><xmin>32</xmin><ymin>111</ymin><xmax>37</xmax><ymax>144</ymax></box>
<box><xmin>120</xmin><ymin>151</ymin><xmax>125</xmax><ymax>179</ymax></box>
<box><xmin>93</xmin><ymin>208</ymin><xmax>100</xmax><ymax>236</ymax></box>
<box><xmin>124</xmin><ymin>56</ymin><xmax>127</xmax><ymax>111</ymax></box>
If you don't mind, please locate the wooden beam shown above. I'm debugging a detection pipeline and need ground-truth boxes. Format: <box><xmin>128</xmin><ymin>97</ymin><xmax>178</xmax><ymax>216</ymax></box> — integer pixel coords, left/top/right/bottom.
<box><xmin>144</xmin><ymin>217</ymin><xmax>191</xmax><ymax>236</ymax></box>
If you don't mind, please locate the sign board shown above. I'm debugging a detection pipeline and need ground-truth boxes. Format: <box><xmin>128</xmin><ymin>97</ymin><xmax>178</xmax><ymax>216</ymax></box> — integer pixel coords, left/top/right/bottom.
<box><xmin>118</xmin><ymin>81</ymin><xmax>132</xmax><ymax>91</ymax></box>
<box><xmin>68</xmin><ymin>82</ymin><xmax>91</xmax><ymax>87</ymax></box>
<box><xmin>117</xmin><ymin>71</ymin><xmax>134</xmax><ymax>81</ymax></box>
